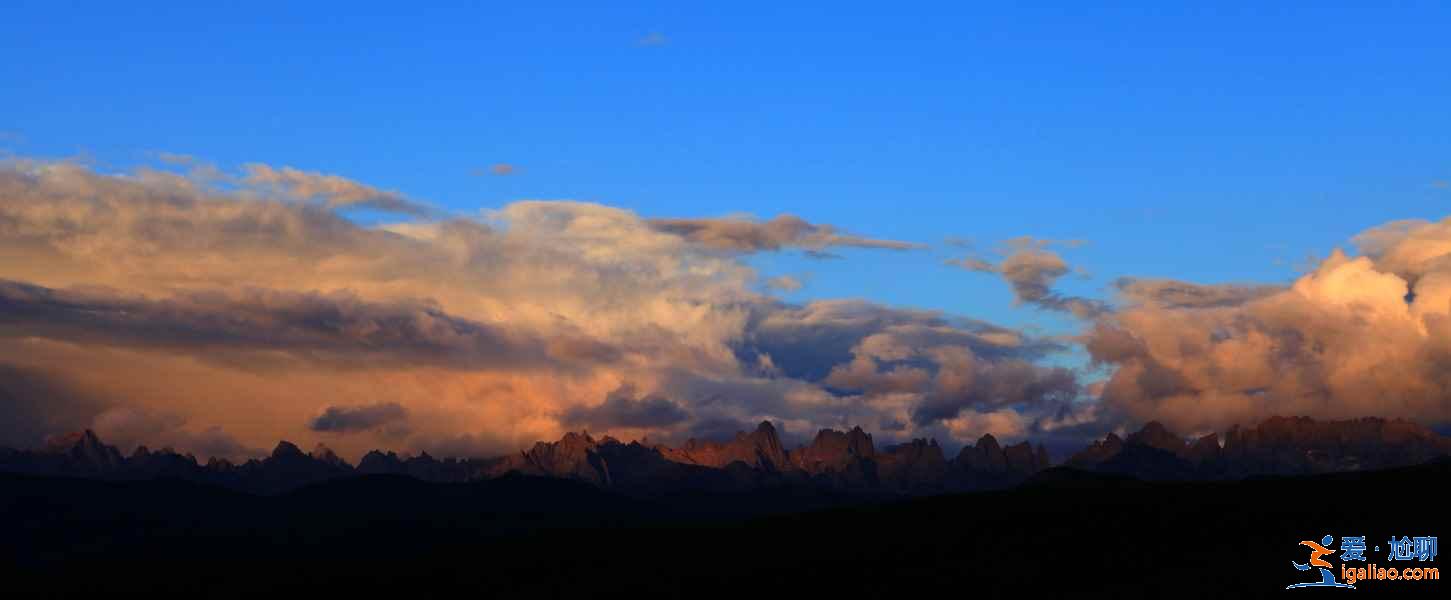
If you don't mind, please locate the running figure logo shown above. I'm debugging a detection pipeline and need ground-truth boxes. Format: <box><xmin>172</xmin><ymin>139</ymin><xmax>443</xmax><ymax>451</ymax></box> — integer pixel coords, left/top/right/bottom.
<box><xmin>1287</xmin><ymin>535</ymin><xmax>1355</xmax><ymax>589</ymax></box>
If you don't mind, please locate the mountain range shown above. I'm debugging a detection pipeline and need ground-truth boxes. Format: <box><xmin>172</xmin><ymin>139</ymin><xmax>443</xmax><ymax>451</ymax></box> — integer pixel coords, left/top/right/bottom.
<box><xmin>3</xmin><ymin>416</ymin><xmax>1448</xmax><ymax>496</ymax></box>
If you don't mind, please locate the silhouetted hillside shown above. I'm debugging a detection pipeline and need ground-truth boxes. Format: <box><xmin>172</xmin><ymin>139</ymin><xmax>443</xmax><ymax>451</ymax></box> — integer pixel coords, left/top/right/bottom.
<box><xmin>8</xmin><ymin>416</ymin><xmax>1443</xmax><ymax>498</ymax></box>
<box><xmin>3</xmin><ymin>459</ymin><xmax>1446</xmax><ymax>596</ymax></box>
<box><xmin>1068</xmin><ymin>416</ymin><xmax>1451</xmax><ymax>481</ymax></box>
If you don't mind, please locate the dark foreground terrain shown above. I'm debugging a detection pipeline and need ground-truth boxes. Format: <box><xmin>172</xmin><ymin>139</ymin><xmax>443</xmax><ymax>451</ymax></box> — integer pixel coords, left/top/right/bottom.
<box><xmin>3</xmin><ymin>459</ymin><xmax>1446</xmax><ymax>598</ymax></box>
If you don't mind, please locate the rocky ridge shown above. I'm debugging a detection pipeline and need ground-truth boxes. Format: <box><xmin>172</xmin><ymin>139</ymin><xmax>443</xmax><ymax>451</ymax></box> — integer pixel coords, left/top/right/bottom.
<box><xmin>3</xmin><ymin>416</ymin><xmax>1447</xmax><ymax>495</ymax></box>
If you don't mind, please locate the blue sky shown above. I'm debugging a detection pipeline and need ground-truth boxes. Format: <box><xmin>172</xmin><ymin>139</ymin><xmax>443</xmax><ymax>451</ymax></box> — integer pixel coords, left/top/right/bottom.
<box><xmin>4</xmin><ymin>1</ymin><xmax>1449</xmax><ymax>333</ymax></box>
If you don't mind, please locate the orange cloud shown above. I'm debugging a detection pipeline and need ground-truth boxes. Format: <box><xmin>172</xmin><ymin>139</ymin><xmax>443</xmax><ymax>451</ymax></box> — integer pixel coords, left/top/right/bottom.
<box><xmin>1086</xmin><ymin>222</ymin><xmax>1451</xmax><ymax>433</ymax></box>
<box><xmin>0</xmin><ymin>159</ymin><xmax>1069</xmax><ymax>460</ymax></box>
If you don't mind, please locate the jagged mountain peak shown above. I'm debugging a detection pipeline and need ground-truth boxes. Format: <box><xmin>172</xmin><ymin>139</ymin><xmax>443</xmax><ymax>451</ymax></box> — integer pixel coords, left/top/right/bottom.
<box><xmin>4</xmin><ymin>415</ymin><xmax>1447</xmax><ymax>496</ymax></box>
<box><xmin>794</xmin><ymin>425</ymin><xmax>878</xmax><ymax>473</ymax></box>
<box><xmin>511</xmin><ymin>430</ymin><xmax>610</xmax><ymax>484</ymax></box>
<box><xmin>955</xmin><ymin>433</ymin><xmax>1047</xmax><ymax>479</ymax></box>
<box><xmin>270</xmin><ymin>440</ymin><xmax>305</xmax><ymax>460</ymax></box>
<box><xmin>41</xmin><ymin>429</ymin><xmax>124</xmax><ymax>470</ymax></box>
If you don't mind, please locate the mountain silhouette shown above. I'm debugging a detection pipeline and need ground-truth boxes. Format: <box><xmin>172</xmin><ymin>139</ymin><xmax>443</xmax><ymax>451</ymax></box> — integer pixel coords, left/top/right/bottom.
<box><xmin>3</xmin><ymin>416</ymin><xmax>1448</xmax><ymax>496</ymax></box>
<box><xmin>1067</xmin><ymin>416</ymin><xmax>1451</xmax><ymax>481</ymax></box>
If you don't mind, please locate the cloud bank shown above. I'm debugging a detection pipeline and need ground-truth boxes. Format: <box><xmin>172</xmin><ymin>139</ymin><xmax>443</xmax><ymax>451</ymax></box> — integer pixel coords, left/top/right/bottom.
<box><xmin>8</xmin><ymin>156</ymin><xmax>1448</xmax><ymax>460</ymax></box>
<box><xmin>0</xmin><ymin>159</ymin><xmax>1069</xmax><ymax>459</ymax></box>
<box><xmin>1086</xmin><ymin>219</ymin><xmax>1451</xmax><ymax>433</ymax></box>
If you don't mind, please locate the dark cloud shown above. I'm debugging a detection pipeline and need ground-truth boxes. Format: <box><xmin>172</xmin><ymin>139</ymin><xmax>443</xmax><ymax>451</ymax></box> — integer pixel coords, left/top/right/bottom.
<box><xmin>655</xmin><ymin>368</ymin><xmax>815</xmax><ymax>423</ymax></box>
<box><xmin>561</xmin><ymin>384</ymin><xmax>690</xmax><ymax>430</ymax></box>
<box><xmin>742</xmin><ymin>299</ymin><xmax>1062</xmax><ymax>383</ymax></box>
<box><xmin>909</xmin><ymin>359</ymin><xmax>1079</xmax><ymax>426</ymax></box>
<box><xmin>0</xmin><ymin>279</ymin><xmax>615</xmax><ymax>372</ymax></box>
<box><xmin>308</xmin><ymin>402</ymin><xmax>410</xmax><ymax>433</ymax></box>
<box><xmin>731</xmin><ymin>299</ymin><xmax>1083</xmax><ymax>435</ymax></box>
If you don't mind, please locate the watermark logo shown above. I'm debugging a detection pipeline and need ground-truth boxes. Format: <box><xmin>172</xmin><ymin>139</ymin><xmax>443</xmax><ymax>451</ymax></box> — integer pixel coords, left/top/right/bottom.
<box><xmin>1287</xmin><ymin>534</ymin><xmax>1438</xmax><ymax>590</ymax></box>
<box><xmin>1288</xmin><ymin>535</ymin><xmax>1355</xmax><ymax>589</ymax></box>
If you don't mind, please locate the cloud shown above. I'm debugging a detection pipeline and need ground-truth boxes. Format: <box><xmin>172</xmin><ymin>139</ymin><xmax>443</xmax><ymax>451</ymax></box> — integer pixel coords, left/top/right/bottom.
<box><xmin>242</xmin><ymin>163</ymin><xmax>430</xmax><ymax>216</ymax></box>
<box><xmin>0</xmin><ymin>158</ymin><xmax>1074</xmax><ymax>460</ymax></box>
<box><xmin>308</xmin><ymin>402</ymin><xmax>410</xmax><ymax>433</ymax></box>
<box><xmin>950</xmin><ymin>247</ymin><xmax>1108</xmax><ymax>318</ymax></box>
<box><xmin>648</xmin><ymin>214</ymin><xmax>923</xmax><ymax>253</ymax></box>
<box><xmin>997</xmin><ymin>249</ymin><xmax>1069</xmax><ymax>304</ymax></box>
<box><xmin>1084</xmin><ymin>220</ymin><xmax>1451</xmax><ymax>433</ymax></box>
<box><xmin>0</xmin><ymin>279</ymin><xmax>603</xmax><ymax>372</ymax></box>
<box><xmin>904</xmin><ymin>348</ymin><xmax>1079</xmax><ymax>426</ymax></box>
<box><xmin>34</xmin><ymin>154</ymin><xmax>1451</xmax><ymax>457</ymax></box>
<box><xmin>1350</xmin><ymin>218</ymin><xmax>1451</xmax><ymax>283</ymax></box>
<box><xmin>735</xmin><ymin>299</ymin><xmax>1078</xmax><ymax>434</ymax></box>
<box><xmin>742</xmin><ymin>299</ymin><xmax>1061</xmax><ymax>382</ymax></box>
<box><xmin>560</xmin><ymin>384</ymin><xmax>690</xmax><ymax>430</ymax></box>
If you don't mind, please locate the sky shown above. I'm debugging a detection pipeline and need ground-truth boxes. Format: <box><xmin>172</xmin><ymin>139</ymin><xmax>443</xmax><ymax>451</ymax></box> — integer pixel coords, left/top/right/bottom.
<box><xmin>2</xmin><ymin>2</ymin><xmax>1450</xmax><ymax>460</ymax></box>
